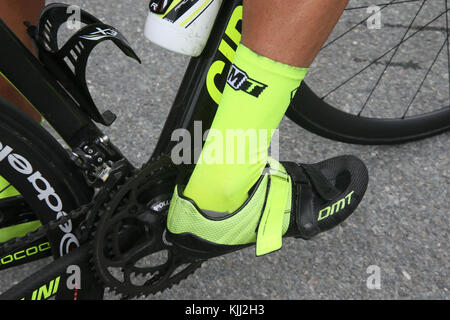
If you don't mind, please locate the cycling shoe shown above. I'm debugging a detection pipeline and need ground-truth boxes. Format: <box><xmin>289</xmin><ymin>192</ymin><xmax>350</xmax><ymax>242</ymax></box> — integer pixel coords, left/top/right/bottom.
<box><xmin>166</xmin><ymin>155</ymin><xmax>369</xmax><ymax>259</ymax></box>
<box><xmin>282</xmin><ymin>155</ymin><xmax>369</xmax><ymax>240</ymax></box>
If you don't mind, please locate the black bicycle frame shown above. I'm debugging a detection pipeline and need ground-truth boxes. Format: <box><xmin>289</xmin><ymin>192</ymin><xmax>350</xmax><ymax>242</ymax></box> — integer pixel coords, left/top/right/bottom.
<box><xmin>0</xmin><ymin>21</ymin><xmax>131</xmax><ymax>174</ymax></box>
<box><xmin>0</xmin><ymin>0</ymin><xmax>243</xmax><ymax>300</ymax></box>
<box><xmin>151</xmin><ymin>0</ymin><xmax>243</xmax><ymax>163</ymax></box>
<box><xmin>0</xmin><ymin>22</ymin><xmax>90</xmax><ymax>147</ymax></box>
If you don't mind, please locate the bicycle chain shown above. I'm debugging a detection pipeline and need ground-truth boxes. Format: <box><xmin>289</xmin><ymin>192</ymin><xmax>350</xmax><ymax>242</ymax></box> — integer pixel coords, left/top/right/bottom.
<box><xmin>0</xmin><ymin>160</ymin><xmax>131</xmax><ymax>260</ymax></box>
<box><xmin>90</xmin><ymin>156</ymin><xmax>204</xmax><ymax>299</ymax></box>
<box><xmin>0</xmin><ymin>202</ymin><xmax>92</xmax><ymax>258</ymax></box>
<box><xmin>0</xmin><ymin>157</ymin><xmax>203</xmax><ymax>299</ymax></box>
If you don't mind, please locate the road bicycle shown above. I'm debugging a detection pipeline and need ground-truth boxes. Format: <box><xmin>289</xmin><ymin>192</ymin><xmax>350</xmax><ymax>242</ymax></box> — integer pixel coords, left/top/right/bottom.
<box><xmin>0</xmin><ymin>0</ymin><xmax>448</xmax><ymax>300</ymax></box>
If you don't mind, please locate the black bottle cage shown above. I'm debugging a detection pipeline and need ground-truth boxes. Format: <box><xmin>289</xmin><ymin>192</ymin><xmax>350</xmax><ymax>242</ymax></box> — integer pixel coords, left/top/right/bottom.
<box><xmin>34</xmin><ymin>4</ymin><xmax>141</xmax><ymax>126</ymax></box>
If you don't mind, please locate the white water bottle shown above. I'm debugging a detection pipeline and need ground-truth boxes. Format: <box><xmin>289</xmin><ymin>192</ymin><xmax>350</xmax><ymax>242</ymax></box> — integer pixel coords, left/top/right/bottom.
<box><xmin>144</xmin><ymin>0</ymin><xmax>224</xmax><ymax>57</ymax></box>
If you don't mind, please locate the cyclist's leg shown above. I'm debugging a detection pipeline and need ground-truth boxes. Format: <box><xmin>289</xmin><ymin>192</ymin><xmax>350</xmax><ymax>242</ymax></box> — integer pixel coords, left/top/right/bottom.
<box><xmin>168</xmin><ymin>0</ymin><xmax>368</xmax><ymax>256</ymax></box>
<box><xmin>0</xmin><ymin>0</ymin><xmax>44</xmax><ymax>123</ymax></box>
<box><xmin>241</xmin><ymin>0</ymin><xmax>349</xmax><ymax>67</ymax></box>
<box><xmin>183</xmin><ymin>0</ymin><xmax>349</xmax><ymax>213</ymax></box>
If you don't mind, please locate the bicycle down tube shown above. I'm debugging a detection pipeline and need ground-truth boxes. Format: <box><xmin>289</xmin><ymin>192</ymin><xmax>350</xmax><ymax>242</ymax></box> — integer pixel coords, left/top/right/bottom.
<box><xmin>151</xmin><ymin>0</ymin><xmax>243</xmax><ymax>164</ymax></box>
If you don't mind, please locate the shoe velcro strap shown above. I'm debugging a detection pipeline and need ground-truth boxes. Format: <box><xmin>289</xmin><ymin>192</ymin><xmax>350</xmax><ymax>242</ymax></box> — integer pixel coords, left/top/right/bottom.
<box><xmin>301</xmin><ymin>164</ymin><xmax>340</xmax><ymax>201</ymax></box>
<box><xmin>256</xmin><ymin>168</ymin><xmax>290</xmax><ymax>256</ymax></box>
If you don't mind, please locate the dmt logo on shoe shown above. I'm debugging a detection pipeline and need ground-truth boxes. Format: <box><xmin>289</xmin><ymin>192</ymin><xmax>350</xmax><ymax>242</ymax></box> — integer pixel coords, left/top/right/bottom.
<box><xmin>318</xmin><ymin>190</ymin><xmax>354</xmax><ymax>221</ymax></box>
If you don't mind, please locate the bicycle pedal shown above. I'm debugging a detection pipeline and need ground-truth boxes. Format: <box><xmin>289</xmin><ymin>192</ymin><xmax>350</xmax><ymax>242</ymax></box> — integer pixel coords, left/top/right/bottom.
<box><xmin>31</xmin><ymin>4</ymin><xmax>141</xmax><ymax>126</ymax></box>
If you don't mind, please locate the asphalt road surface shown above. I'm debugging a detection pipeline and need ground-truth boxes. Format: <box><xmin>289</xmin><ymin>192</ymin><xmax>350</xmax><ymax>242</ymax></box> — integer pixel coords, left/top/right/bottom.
<box><xmin>0</xmin><ymin>0</ymin><xmax>448</xmax><ymax>299</ymax></box>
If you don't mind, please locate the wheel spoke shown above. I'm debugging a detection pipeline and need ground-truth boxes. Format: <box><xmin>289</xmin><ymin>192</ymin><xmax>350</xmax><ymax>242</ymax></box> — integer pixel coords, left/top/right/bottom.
<box><xmin>322</xmin><ymin>9</ymin><xmax>449</xmax><ymax>100</ymax></box>
<box><xmin>323</xmin><ymin>0</ymin><xmax>398</xmax><ymax>50</ymax></box>
<box><xmin>445</xmin><ymin>0</ymin><xmax>450</xmax><ymax>103</ymax></box>
<box><xmin>358</xmin><ymin>0</ymin><xmax>428</xmax><ymax>116</ymax></box>
<box><xmin>402</xmin><ymin>36</ymin><xmax>449</xmax><ymax>118</ymax></box>
<box><xmin>345</xmin><ymin>0</ymin><xmax>423</xmax><ymax>11</ymax></box>
<box><xmin>288</xmin><ymin>1</ymin><xmax>450</xmax><ymax>143</ymax></box>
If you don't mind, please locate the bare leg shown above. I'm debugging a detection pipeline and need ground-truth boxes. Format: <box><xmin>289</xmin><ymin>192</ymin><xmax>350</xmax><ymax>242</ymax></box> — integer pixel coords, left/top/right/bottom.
<box><xmin>0</xmin><ymin>0</ymin><xmax>45</xmax><ymax>122</ymax></box>
<box><xmin>242</xmin><ymin>0</ymin><xmax>349</xmax><ymax>67</ymax></box>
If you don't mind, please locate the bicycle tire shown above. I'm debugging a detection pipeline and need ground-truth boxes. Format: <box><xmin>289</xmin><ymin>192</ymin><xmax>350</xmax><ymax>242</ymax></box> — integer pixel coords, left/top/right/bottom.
<box><xmin>286</xmin><ymin>1</ymin><xmax>450</xmax><ymax>145</ymax></box>
<box><xmin>286</xmin><ymin>82</ymin><xmax>450</xmax><ymax>145</ymax></box>
<box><xmin>0</xmin><ymin>97</ymin><xmax>100</xmax><ymax>299</ymax></box>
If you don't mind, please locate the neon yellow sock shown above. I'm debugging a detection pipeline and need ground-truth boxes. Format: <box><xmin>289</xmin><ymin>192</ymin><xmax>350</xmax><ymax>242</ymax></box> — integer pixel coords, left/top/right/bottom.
<box><xmin>184</xmin><ymin>44</ymin><xmax>308</xmax><ymax>213</ymax></box>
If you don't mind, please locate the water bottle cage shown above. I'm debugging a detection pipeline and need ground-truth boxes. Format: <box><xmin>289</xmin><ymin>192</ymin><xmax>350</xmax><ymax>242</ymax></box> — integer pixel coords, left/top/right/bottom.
<box><xmin>32</xmin><ymin>4</ymin><xmax>141</xmax><ymax>126</ymax></box>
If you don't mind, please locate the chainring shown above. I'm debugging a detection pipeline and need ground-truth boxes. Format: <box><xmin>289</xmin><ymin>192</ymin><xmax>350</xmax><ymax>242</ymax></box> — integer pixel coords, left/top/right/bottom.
<box><xmin>90</xmin><ymin>157</ymin><xmax>204</xmax><ymax>298</ymax></box>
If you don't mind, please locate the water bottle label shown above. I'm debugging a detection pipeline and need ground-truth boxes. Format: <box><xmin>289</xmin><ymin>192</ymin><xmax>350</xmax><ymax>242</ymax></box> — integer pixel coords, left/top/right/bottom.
<box><xmin>149</xmin><ymin>0</ymin><xmax>173</xmax><ymax>15</ymax></box>
<box><xmin>145</xmin><ymin>0</ymin><xmax>223</xmax><ymax>56</ymax></box>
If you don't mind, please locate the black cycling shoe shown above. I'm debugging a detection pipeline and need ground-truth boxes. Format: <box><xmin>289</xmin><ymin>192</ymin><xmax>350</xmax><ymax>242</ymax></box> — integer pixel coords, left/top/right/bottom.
<box><xmin>282</xmin><ymin>155</ymin><xmax>369</xmax><ymax>239</ymax></box>
<box><xmin>167</xmin><ymin>155</ymin><xmax>369</xmax><ymax>259</ymax></box>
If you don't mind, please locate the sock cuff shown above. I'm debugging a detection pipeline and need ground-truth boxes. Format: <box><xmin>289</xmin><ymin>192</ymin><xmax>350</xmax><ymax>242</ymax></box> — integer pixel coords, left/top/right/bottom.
<box><xmin>235</xmin><ymin>44</ymin><xmax>309</xmax><ymax>81</ymax></box>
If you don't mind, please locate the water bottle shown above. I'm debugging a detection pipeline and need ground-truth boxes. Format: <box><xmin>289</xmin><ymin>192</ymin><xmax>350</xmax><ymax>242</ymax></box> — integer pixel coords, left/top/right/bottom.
<box><xmin>144</xmin><ymin>0</ymin><xmax>224</xmax><ymax>57</ymax></box>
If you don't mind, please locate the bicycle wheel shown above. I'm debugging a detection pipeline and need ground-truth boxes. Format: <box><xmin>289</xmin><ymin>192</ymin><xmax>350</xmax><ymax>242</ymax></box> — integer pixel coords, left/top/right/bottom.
<box><xmin>0</xmin><ymin>97</ymin><xmax>100</xmax><ymax>299</ymax></box>
<box><xmin>287</xmin><ymin>0</ymin><xmax>450</xmax><ymax>144</ymax></box>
